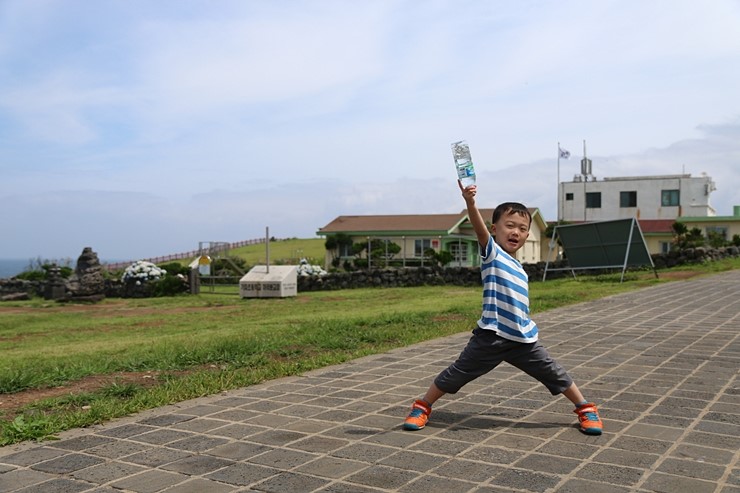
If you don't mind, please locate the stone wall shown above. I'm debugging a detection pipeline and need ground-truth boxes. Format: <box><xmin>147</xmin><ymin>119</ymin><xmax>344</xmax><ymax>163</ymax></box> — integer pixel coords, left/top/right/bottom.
<box><xmin>298</xmin><ymin>245</ymin><xmax>740</xmax><ymax>292</ymax></box>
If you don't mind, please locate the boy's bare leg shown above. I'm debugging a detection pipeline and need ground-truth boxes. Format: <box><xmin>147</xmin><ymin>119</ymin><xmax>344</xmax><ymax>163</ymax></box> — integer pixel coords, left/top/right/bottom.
<box><xmin>421</xmin><ymin>383</ymin><xmax>446</xmax><ymax>406</ymax></box>
<box><xmin>562</xmin><ymin>382</ymin><xmax>587</xmax><ymax>405</ymax></box>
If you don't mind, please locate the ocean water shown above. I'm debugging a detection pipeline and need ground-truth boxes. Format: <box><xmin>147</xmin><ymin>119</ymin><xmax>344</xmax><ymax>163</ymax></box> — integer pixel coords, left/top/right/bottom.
<box><xmin>0</xmin><ymin>259</ymin><xmax>31</xmax><ymax>279</ymax></box>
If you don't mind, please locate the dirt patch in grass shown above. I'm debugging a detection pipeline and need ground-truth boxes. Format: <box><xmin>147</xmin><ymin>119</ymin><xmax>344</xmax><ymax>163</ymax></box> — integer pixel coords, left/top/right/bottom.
<box><xmin>0</xmin><ymin>371</ymin><xmax>163</xmax><ymax>419</ymax></box>
<box><xmin>657</xmin><ymin>271</ymin><xmax>705</xmax><ymax>281</ymax></box>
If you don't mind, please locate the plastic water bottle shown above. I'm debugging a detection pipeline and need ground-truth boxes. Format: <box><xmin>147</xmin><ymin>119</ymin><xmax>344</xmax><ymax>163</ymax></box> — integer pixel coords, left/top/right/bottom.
<box><xmin>451</xmin><ymin>140</ymin><xmax>476</xmax><ymax>187</ymax></box>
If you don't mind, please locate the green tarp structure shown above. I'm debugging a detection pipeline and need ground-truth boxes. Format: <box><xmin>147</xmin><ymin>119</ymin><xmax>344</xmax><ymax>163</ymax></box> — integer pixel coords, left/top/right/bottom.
<box><xmin>543</xmin><ymin>218</ymin><xmax>658</xmax><ymax>282</ymax></box>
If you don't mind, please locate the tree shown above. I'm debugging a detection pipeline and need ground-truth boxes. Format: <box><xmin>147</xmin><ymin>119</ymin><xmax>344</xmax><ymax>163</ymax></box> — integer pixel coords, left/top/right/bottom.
<box><xmin>324</xmin><ymin>233</ymin><xmax>353</xmax><ymax>263</ymax></box>
<box><xmin>671</xmin><ymin>222</ymin><xmax>704</xmax><ymax>249</ymax></box>
<box><xmin>352</xmin><ymin>239</ymin><xmax>401</xmax><ymax>268</ymax></box>
<box><xmin>425</xmin><ymin>248</ymin><xmax>454</xmax><ymax>268</ymax></box>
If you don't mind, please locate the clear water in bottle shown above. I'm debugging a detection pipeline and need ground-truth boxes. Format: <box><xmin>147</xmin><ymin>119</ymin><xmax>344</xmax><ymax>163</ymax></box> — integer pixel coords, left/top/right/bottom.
<box><xmin>451</xmin><ymin>140</ymin><xmax>476</xmax><ymax>187</ymax></box>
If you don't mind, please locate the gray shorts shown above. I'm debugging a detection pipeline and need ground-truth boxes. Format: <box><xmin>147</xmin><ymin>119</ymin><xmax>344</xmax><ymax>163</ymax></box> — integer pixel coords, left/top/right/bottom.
<box><xmin>434</xmin><ymin>328</ymin><xmax>573</xmax><ymax>396</ymax></box>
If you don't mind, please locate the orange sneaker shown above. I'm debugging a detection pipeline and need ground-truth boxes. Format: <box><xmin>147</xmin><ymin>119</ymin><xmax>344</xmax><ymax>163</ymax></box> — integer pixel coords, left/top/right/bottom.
<box><xmin>403</xmin><ymin>400</ymin><xmax>432</xmax><ymax>430</ymax></box>
<box><xmin>574</xmin><ymin>403</ymin><xmax>603</xmax><ymax>435</ymax></box>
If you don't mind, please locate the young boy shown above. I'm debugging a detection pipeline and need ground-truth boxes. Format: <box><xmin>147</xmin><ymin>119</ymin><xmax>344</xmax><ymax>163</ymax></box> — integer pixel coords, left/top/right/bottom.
<box><xmin>403</xmin><ymin>181</ymin><xmax>603</xmax><ymax>435</ymax></box>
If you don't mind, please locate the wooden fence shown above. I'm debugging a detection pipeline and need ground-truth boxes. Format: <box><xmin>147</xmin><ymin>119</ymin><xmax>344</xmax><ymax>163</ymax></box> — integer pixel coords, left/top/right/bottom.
<box><xmin>105</xmin><ymin>238</ymin><xmax>267</xmax><ymax>271</ymax></box>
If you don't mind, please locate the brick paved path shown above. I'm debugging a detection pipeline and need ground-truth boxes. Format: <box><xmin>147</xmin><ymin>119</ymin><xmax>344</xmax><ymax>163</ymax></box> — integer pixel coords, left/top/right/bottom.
<box><xmin>1</xmin><ymin>270</ymin><xmax>739</xmax><ymax>492</ymax></box>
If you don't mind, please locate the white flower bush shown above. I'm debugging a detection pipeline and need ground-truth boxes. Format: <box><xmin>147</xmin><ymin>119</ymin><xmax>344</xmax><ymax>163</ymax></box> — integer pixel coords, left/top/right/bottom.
<box><xmin>121</xmin><ymin>261</ymin><xmax>167</xmax><ymax>285</ymax></box>
<box><xmin>297</xmin><ymin>258</ymin><xmax>327</xmax><ymax>277</ymax></box>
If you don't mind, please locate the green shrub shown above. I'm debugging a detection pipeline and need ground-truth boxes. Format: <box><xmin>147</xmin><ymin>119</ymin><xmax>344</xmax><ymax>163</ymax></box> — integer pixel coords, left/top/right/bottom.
<box><xmin>151</xmin><ymin>275</ymin><xmax>189</xmax><ymax>297</ymax></box>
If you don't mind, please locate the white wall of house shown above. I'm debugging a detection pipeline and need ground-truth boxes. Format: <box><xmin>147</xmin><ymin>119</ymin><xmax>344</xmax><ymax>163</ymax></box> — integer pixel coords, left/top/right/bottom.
<box><xmin>561</xmin><ymin>174</ymin><xmax>716</xmax><ymax>222</ymax></box>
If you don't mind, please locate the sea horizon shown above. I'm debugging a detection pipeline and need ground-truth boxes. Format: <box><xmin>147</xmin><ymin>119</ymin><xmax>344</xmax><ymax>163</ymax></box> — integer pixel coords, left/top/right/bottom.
<box><xmin>0</xmin><ymin>259</ymin><xmax>32</xmax><ymax>279</ymax></box>
<box><xmin>0</xmin><ymin>258</ymin><xmax>131</xmax><ymax>279</ymax></box>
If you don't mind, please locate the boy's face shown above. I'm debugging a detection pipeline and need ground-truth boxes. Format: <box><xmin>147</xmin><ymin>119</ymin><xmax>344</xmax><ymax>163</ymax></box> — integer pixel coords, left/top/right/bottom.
<box><xmin>491</xmin><ymin>210</ymin><xmax>530</xmax><ymax>255</ymax></box>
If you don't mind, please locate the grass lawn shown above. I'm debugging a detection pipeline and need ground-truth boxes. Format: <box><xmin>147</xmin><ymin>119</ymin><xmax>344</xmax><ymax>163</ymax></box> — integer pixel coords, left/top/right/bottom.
<box><xmin>0</xmin><ymin>257</ymin><xmax>737</xmax><ymax>444</ymax></box>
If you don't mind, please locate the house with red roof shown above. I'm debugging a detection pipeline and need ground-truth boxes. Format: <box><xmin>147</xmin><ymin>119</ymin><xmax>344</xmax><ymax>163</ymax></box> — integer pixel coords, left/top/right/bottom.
<box><xmin>317</xmin><ymin>208</ymin><xmax>548</xmax><ymax>269</ymax></box>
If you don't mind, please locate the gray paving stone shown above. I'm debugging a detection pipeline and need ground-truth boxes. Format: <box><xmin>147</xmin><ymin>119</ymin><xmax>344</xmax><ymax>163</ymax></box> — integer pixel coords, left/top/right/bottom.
<box><xmin>248</xmin><ymin>448</ymin><xmax>320</xmax><ymax>470</ymax></box>
<box><xmin>331</xmin><ymin>443</ymin><xmax>398</xmax><ymax>463</ymax></box>
<box><xmin>0</xmin><ymin>446</ymin><xmax>67</xmax><ymax>466</ymax></box>
<box><xmin>109</xmin><ymin>469</ymin><xmax>189</xmax><ymax>493</ymax></box>
<box><xmin>138</xmin><ymin>414</ymin><xmax>194</xmax><ymax>427</ymax></box>
<box><xmin>410</xmin><ymin>436</ymin><xmax>471</xmax><ymax>457</ymax></box>
<box><xmin>316</xmin><ymin>481</ymin><xmax>388</xmax><ymax>493</ymax></box>
<box><xmin>14</xmin><ymin>478</ymin><xmax>93</xmax><ymax>493</ymax></box>
<box><xmin>50</xmin><ymin>435</ymin><xmax>114</xmax><ymax>451</ymax></box>
<box><xmin>31</xmin><ymin>453</ymin><xmax>105</xmax><ymax>474</ymax></box>
<box><xmin>640</xmin><ymin>471</ymin><xmax>718</xmax><ymax>493</ymax></box>
<box><xmin>399</xmin><ymin>474</ymin><xmax>477</xmax><ymax>493</ymax></box>
<box><xmin>96</xmin><ymin>423</ymin><xmax>155</xmax><ymax>438</ymax></box>
<box><xmin>70</xmin><ymin>460</ymin><xmax>146</xmax><ymax>483</ymax></box>
<box><xmin>656</xmin><ymin>457</ymin><xmax>726</xmax><ymax>481</ymax></box>
<box><xmin>512</xmin><ymin>452</ymin><xmax>581</xmax><ymax>475</ymax></box>
<box><xmin>86</xmin><ymin>438</ymin><xmax>153</xmax><ymax>459</ymax></box>
<box><xmin>130</xmin><ymin>428</ymin><xmax>195</xmax><ymax>445</ymax></box>
<box><xmin>461</xmin><ymin>446</ymin><xmax>524</xmax><ymax>465</ymax></box>
<box><xmin>289</xmin><ymin>435</ymin><xmax>349</xmax><ymax>453</ymax></box>
<box><xmin>207</xmin><ymin>441</ymin><xmax>274</xmax><ymax>460</ymax></box>
<box><xmin>592</xmin><ymin>448</ymin><xmax>660</xmax><ymax>469</ymax></box>
<box><xmin>208</xmin><ymin>409</ymin><xmax>261</xmax><ymax>422</ymax></box>
<box><xmin>205</xmin><ymin>462</ymin><xmax>279</xmax><ymax>486</ymax></box>
<box><xmin>344</xmin><ymin>464</ymin><xmax>420</xmax><ymax>490</ymax></box>
<box><xmin>431</xmin><ymin>458</ymin><xmax>505</xmax><ymax>483</ymax></box>
<box><xmin>161</xmin><ymin>454</ymin><xmax>234</xmax><ymax>475</ymax></box>
<box><xmin>252</xmin><ymin>471</ymin><xmax>331</xmax><ymax>493</ymax></box>
<box><xmin>167</xmin><ymin>435</ymin><xmax>230</xmax><ymax>452</ymax></box>
<box><xmin>555</xmin><ymin>477</ymin><xmax>633</xmax><ymax>493</ymax></box>
<box><xmin>123</xmin><ymin>447</ymin><xmax>193</xmax><ymax>467</ymax></box>
<box><xmin>209</xmin><ymin>423</ymin><xmax>269</xmax><ymax>439</ymax></box>
<box><xmin>670</xmin><ymin>443</ymin><xmax>736</xmax><ymax>465</ymax></box>
<box><xmin>575</xmin><ymin>462</ymin><xmax>644</xmax><ymax>487</ymax></box>
<box><xmin>488</xmin><ymin>468</ymin><xmax>560</xmax><ymax>492</ymax></box>
<box><xmin>684</xmin><ymin>430</ymin><xmax>740</xmax><ymax>450</ymax></box>
<box><xmin>609</xmin><ymin>435</ymin><xmax>673</xmax><ymax>455</ymax></box>
<box><xmin>377</xmin><ymin>450</ymin><xmax>447</xmax><ymax>473</ymax></box>
<box><xmin>0</xmin><ymin>469</ymin><xmax>56</xmax><ymax>491</ymax></box>
<box><xmin>294</xmin><ymin>456</ymin><xmax>368</xmax><ymax>479</ymax></box>
<box><xmin>159</xmin><ymin>477</ymin><xmax>237</xmax><ymax>493</ymax></box>
<box><xmin>485</xmin><ymin>431</ymin><xmax>544</xmax><ymax>451</ymax></box>
<box><xmin>171</xmin><ymin>417</ymin><xmax>230</xmax><ymax>433</ymax></box>
<box><xmin>247</xmin><ymin>429</ymin><xmax>307</xmax><ymax>446</ymax></box>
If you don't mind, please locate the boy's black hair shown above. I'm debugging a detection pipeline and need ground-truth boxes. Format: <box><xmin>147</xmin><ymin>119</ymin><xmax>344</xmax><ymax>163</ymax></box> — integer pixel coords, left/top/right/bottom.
<box><xmin>492</xmin><ymin>202</ymin><xmax>532</xmax><ymax>225</ymax></box>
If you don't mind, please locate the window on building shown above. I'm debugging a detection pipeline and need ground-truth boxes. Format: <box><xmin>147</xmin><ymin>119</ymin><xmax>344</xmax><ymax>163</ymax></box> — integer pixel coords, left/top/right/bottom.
<box><xmin>339</xmin><ymin>242</ymin><xmax>353</xmax><ymax>257</ymax></box>
<box><xmin>414</xmin><ymin>239</ymin><xmax>431</xmax><ymax>257</ymax></box>
<box><xmin>565</xmin><ymin>193</ymin><xmax>574</xmax><ymax>201</ymax></box>
<box><xmin>706</xmin><ymin>226</ymin><xmax>728</xmax><ymax>240</ymax></box>
<box><xmin>448</xmin><ymin>242</ymin><xmax>468</xmax><ymax>264</ymax></box>
<box><xmin>585</xmin><ymin>192</ymin><xmax>601</xmax><ymax>208</ymax></box>
<box><xmin>661</xmin><ymin>189</ymin><xmax>680</xmax><ymax>206</ymax></box>
<box><xmin>620</xmin><ymin>191</ymin><xmax>637</xmax><ymax>208</ymax></box>
<box><xmin>659</xmin><ymin>242</ymin><xmax>672</xmax><ymax>254</ymax></box>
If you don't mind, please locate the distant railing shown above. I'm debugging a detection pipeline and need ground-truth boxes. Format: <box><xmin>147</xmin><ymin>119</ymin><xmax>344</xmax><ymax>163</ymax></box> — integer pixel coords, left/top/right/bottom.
<box><xmin>105</xmin><ymin>238</ymin><xmax>267</xmax><ymax>271</ymax></box>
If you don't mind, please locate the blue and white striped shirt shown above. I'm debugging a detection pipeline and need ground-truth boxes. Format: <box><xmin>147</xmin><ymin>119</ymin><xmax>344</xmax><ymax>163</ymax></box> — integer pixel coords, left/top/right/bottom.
<box><xmin>476</xmin><ymin>236</ymin><xmax>539</xmax><ymax>343</ymax></box>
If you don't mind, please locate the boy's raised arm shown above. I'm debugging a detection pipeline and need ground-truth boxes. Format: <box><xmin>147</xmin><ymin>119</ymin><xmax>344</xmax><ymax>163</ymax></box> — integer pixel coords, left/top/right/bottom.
<box><xmin>458</xmin><ymin>180</ymin><xmax>490</xmax><ymax>249</ymax></box>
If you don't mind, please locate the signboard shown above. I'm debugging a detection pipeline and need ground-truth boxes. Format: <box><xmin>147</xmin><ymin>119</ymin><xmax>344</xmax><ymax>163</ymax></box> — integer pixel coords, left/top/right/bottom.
<box><xmin>197</xmin><ymin>255</ymin><xmax>211</xmax><ymax>276</ymax></box>
<box><xmin>240</xmin><ymin>265</ymin><xmax>298</xmax><ymax>298</ymax></box>
<box><xmin>543</xmin><ymin>218</ymin><xmax>657</xmax><ymax>282</ymax></box>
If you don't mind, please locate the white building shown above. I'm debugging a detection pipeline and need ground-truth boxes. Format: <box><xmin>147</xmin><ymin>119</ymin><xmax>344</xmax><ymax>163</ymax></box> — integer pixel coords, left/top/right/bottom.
<box><xmin>559</xmin><ymin>158</ymin><xmax>716</xmax><ymax>222</ymax></box>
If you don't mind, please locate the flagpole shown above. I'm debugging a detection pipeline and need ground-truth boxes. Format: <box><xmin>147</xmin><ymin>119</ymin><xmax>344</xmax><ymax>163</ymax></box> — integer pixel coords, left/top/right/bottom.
<box><xmin>557</xmin><ymin>142</ymin><xmax>561</xmax><ymax>224</ymax></box>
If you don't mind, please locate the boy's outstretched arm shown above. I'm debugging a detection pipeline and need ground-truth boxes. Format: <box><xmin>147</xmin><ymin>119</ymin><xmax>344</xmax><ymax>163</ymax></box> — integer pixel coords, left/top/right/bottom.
<box><xmin>458</xmin><ymin>180</ymin><xmax>490</xmax><ymax>249</ymax></box>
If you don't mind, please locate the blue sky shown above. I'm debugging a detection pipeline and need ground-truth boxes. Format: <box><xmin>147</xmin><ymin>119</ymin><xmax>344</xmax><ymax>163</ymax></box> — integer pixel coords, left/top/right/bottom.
<box><xmin>1</xmin><ymin>0</ymin><xmax>739</xmax><ymax>262</ymax></box>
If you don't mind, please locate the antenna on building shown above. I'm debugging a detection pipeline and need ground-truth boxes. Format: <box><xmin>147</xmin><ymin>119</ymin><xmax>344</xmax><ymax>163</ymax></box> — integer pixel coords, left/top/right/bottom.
<box><xmin>580</xmin><ymin>140</ymin><xmax>593</xmax><ymax>181</ymax></box>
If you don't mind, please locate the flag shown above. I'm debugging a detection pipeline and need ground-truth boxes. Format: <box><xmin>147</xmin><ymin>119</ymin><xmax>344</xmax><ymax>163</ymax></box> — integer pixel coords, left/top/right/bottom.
<box><xmin>559</xmin><ymin>147</ymin><xmax>570</xmax><ymax>159</ymax></box>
